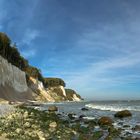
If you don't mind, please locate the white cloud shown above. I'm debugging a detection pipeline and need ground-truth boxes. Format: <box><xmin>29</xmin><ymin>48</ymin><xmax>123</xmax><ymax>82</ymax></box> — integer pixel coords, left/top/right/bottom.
<box><xmin>76</xmin><ymin>23</ymin><xmax>140</xmax><ymax>55</ymax></box>
<box><xmin>22</xmin><ymin>29</ymin><xmax>39</xmax><ymax>45</ymax></box>
<box><xmin>62</xmin><ymin>16</ymin><xmax>140</xmax><ymax>92</ymax></box>
<box><xmin>18</xmin><ymin>29</ymin><xmax>39</xmax><ymax>58</ymax></box>
<box><xmin>21</xmin><ymin>49</ymin><xmax>36</xmax><ymax>58</ymax></box>
<box><xmin>40</xmin><ymin>22</ymin><xmax>140</xmax><ymax>95</ymax></box>
<box><xmin>64</xmin><ymin>51</ymin><xmax>140</xmax><ymax>91</ymax></box>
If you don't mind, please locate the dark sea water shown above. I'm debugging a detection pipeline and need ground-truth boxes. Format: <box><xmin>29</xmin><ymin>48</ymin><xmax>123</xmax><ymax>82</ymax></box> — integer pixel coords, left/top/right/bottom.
<box><xmin>40</xmin><ymin>100</ymin><xmax>140</xmax><ymax>138</ymax></box>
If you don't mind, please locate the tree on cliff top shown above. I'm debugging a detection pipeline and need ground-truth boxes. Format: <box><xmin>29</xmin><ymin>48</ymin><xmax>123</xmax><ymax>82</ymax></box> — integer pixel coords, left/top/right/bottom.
<box><xmin>24</xmin><ymin>66</ymin><xmax>44</xmax><ymax>83</ymax></box>
<box><xmin>0</xmin><ymin>33</ymin><xmax>28</xmax><ymax>70</ymax></box>
<box><xmin>0</xmin><ymin>32</ymin><xmax>11</xmax><ymax>58</ymax></box>
<box><xmin>44</xmin><ymin>78</ymin><xmax>66</xmax><ymax>87</ymax></box>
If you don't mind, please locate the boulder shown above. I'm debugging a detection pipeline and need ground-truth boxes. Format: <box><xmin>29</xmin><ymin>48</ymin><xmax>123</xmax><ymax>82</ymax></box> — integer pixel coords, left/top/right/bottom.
<box><xmin>114</xmin><ymin>110</ymin><xmax>132</xmax><ymax>118</ymax></box>
<box><xmin>48</xmin><ymin>106</ymin><xmax>58</xmax><ymax>112</ymax></box>
<box><xmin>68</xmin><ymin>113</ymin><xmax>76</xmax><ymax>120</ymax></box>
<box><xmin>81</xmin><ymin>108</ymin><xmax>89</xmax><ymax>111</ymax></box>
<box><xmin>98</xmin><ymin>117</ymin><xmax>113</xmax><ymax>126</ymax></box>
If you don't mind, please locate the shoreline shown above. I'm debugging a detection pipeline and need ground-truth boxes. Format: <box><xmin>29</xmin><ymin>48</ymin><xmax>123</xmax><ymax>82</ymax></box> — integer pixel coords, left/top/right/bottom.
<box><xmin>0</xmin><ymin>102</ymin><xmax>139</xmax><ymax>140</ymax></box>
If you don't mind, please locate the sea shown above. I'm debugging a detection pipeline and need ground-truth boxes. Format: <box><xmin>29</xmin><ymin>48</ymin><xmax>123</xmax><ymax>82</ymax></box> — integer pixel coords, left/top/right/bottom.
<box><xmin>40</xmin><ymin>100</ymin><xmax>140</xmax><ymax>138</ymax></box>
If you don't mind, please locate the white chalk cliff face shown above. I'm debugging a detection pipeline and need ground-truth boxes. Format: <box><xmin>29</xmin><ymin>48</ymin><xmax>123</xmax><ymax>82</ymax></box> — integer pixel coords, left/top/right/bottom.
<box><xmin>0</xmin><ymin>55</ymin><xmax>28</xmax><ymax>92</ymax></box>
<box><xmin>29</xmin><ymin>77</ymin><xmax>55</xmax><ymax>102</ymax></box>
<box><xmin>29</xmin><ymin>77</ymin><xmax>82</xmax><ymax>102</ymax></box>
<box><xmin>59</xmin><ymin>85</ymin><xmax>66</xmax><ymax>96</ymax></box>
<box><xmin>72</xmin><ymin>94</ymin><xmax>81</xmax><ymax>102</ymax></box>
<box><xmin>29</xmin><ymin>77</ymin><xmax>67</xmax><ymax>102</ymax></box>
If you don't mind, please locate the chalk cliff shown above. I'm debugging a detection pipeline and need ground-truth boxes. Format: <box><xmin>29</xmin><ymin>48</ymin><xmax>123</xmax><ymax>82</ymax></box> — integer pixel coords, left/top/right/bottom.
<box><xmin>0</xmin><ymin>55</ymin><xmax>28</xmax><ymax>92</ymax></box>
<box><xmin>0</xmin><ymin>55</ymin><xmax>34</xmax><ymax>101</ymax></box>
<box><xmin>0</xmin><ymin>55</ymin><xmax>82</xmax><ymax>102</ymax></box>
<box><xmin>28</xmin><ymin>77</ymin><xmax>82</xmax><ymax>102</ymax></box>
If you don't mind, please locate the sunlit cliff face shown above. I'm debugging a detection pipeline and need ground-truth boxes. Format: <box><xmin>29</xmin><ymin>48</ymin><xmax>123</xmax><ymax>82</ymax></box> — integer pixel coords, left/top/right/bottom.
<box><xmin>0</xmin><ymin>55</ymin><xmax>28</xmax><ymax>92</ymax></box>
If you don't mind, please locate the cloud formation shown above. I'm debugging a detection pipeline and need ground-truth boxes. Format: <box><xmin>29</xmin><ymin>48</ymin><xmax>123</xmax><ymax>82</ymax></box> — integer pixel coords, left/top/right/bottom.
<box><xmin>22</xmin><ymin>29</ymin><xmax>40</xmax><ymax>45</ymax></box>
<box><xmin>0</xmin><ymin>0</ymin><xmax>140</xmax><ymax>99</ymax></box>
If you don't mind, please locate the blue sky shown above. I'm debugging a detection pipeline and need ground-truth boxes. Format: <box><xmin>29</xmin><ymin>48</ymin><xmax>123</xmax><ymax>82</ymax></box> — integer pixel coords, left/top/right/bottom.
<box><xmin>0</xmin><ymin>0</ymin><xmax>140</xmax><ymax>100</ymax></box>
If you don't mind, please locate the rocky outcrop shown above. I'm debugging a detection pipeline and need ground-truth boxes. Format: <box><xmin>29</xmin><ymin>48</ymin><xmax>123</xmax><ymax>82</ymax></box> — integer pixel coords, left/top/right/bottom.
<box><xmin>28</xmin><ymin>77</ymin><xmax>64</xmax><ymax>102</ymax></box>
<box><xmin>46</xmin><ymin>86</ymin><xmax>67</xmax><ymax>101</ymax></box>
<box><xmin>28</xmin><ymin>77</ymin><xmax>55</xmax><ymax>102</ymax></box>
<box><xmin>45</xmin><ymin>87</ymin><xmax>82</xmax><ymax>102</ymax></box>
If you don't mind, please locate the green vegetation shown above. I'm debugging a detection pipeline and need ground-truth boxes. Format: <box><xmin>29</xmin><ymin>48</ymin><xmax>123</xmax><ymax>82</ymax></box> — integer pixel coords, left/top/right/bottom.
<box><xmin>44</xmin><ymin>78</ymin><xmax>66</xmax><ymax>87</ymax></box>
<box><xmin>24</xmin><ymin>66</ymin><xmax>45</xmax><ymax>84</ymax></box>
<box><xmin>0</xmin><ymin>33</ymin><xmax>28</xmax><ymax>71</ymax></box>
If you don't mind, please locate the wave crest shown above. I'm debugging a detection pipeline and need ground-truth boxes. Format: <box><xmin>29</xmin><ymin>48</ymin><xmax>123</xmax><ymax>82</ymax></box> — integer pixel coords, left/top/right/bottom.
<box><xmin>85</xmin><ymin>104</ymin><xmax>140</xmax><ymax>112</ymax></box>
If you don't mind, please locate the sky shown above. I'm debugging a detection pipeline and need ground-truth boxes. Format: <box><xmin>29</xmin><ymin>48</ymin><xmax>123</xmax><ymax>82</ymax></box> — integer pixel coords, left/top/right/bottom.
<box><xmin>0</xmin><ymin>0</ymin><xmax>140</xmax><ymax>100</ymax></box>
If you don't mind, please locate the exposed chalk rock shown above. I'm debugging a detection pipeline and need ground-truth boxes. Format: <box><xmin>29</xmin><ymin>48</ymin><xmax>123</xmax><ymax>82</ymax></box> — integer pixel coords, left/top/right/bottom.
<box><xmin>29</xmin><ymin>77</ymin><xmax>55</xmax><ymax>102</ymax></box>
<box><xmin>29</xmin><ymin>77</ymin><xmax>82</xmax><ymax>102</ymax></box>
<box><xmin>72</xmin><ymin>94</ymin><xmax>81</xmax><ymax>101</ymax></box>
<box><xmin>0</xmin><ymin>55</ymin><xmax>28</xmax><ymax>92</ymax></box>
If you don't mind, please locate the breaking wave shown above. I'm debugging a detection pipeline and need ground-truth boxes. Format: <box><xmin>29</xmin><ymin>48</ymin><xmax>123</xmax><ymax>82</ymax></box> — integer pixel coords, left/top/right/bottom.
<box><xmin>85</xmin><ymin>104</ymin><xmax>140</xmax><ymax>112</ymax></box>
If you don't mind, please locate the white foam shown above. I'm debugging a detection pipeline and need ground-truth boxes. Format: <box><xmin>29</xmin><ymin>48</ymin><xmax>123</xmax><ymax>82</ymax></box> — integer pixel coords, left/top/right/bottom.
<box><xmin>85</xmin><ymin>104</ymin><xmax>140</xmax><ymax>112</ymax></box>
<box><xmin>83</xmin><ymin>116</ymin><xmax>95</xmax><ymax>120</ymax></box>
